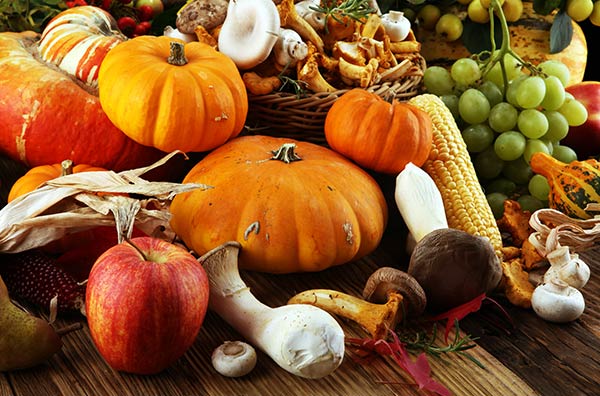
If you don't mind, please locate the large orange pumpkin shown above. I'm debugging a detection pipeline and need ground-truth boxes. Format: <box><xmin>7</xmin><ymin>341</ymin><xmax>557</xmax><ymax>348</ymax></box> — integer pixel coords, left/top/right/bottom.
<box><xmin>169</xmin><ymin>135</ymin><xmax>388</xmax><ymax>273</ymax></box>
<box><xmin>7</xmin><ymin>160</ymin><xmax>105</xmax><ymax>203</ymax></box>
<box><xmin>324</xmin><ymin>89</ymin><xmax>433</xmax><ymax>174</ymax></box>
<box><xmin>98</xmin><ymin>36</ymin><xmax>249</xmax><ymax>153</ymax></box>
<box><xmin>38</xmin><ymin>6</ymin><xmax>126</xmax><ymax>85</ymax></box>
<box><xmin>0</xmin><ymin>31</ymin><xmax>163</xmax><ymax>171</ymax></box>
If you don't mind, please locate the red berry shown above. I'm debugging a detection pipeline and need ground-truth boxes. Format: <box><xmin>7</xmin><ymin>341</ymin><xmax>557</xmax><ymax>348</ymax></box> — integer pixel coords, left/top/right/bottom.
<box><xmin>137</xmin><ymin>4</ymin><xmax>154</xmax><ymax>21</ymax></box>
<box><xmin>134</xmin><ymin>21</ymin><xmax>151</xmax><ymax>36</ymax></box>
<box><xmin>117</xmin><ymin>16</ymin><xmax>137</xmax><ymax>37</ymax></box>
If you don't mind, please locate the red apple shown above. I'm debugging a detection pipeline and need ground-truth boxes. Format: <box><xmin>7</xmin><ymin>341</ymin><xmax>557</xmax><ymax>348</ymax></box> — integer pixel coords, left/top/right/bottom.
<box><xmin>562</xmin><ymin>81</ymin><xmax>600</xmax><ymax>159</ymax></box>
<box><xmin>86</xmin><ymin>237</ymin><xmax>209</xmax><ymax>375</ymax></box>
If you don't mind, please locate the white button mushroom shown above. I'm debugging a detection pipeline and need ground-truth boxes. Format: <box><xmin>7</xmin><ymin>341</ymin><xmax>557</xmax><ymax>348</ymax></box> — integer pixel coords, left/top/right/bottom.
<box><xmin>211</xmin><ymin>341</ymin><xmax>257</xmax><ymax>378</ymax></box>
<box><xmin>381</xmin><ymin>10</ymin><xmax>411</xmax><ymax>42</ymax></box>
<box><xmin>531</xmin><ymin>279</ymin><xmax>586</xmax><ymax>323</ymax></box>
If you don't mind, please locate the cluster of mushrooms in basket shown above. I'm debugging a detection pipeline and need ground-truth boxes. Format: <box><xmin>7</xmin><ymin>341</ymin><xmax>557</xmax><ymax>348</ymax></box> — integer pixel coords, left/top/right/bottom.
<box><xmin>170</xmin><ymin>0</ymin><xmax>424</xmax><ymax>94</ymax></box>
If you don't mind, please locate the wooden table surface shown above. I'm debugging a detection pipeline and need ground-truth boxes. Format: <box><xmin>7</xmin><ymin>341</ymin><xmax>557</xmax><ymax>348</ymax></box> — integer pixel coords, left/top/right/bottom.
<box><xmin>2</xmin><ymin>220</ymin><xmax>600</xmax><ymax>396</ymax></box>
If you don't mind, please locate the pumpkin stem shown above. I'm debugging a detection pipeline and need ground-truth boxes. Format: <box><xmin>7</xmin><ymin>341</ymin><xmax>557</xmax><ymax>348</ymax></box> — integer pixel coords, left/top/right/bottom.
<box><xmin>61</xmin><ymin>159</ymin><xmax>74</xmax><ymax>176</ymax></box>
<box><xmin>167</xmin><ymin>41</ymin><xmax>188</xmax><ymax>66</ymax></box>
<box><xmin>271</xmin><ymin>143</ymin><xmax>302</xmax><ymax>164</ymax></box>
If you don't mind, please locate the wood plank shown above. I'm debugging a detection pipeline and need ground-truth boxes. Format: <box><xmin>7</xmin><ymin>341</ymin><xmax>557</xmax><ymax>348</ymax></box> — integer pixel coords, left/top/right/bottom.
<box><xmin>462</xmin><ymin>248</ymin><xmax>600</xmax><ymax>396</ymax></box>
<box><xmin>2</xmin><ymin>238</ymin><xmax>537</xmax><ymax>396</ymax></box>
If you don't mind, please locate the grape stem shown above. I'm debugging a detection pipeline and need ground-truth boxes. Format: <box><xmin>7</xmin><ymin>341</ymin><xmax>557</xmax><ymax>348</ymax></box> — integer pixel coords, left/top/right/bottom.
<box><xmin>478</xmin><ymin>0</ymin><xmax>539</xmax><ymax>93</ymax></box>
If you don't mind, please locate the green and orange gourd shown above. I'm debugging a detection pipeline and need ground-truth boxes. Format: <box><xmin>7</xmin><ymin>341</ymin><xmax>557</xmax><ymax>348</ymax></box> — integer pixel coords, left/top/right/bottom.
<box><xmin>530</xmin><ymin>152</ymin><xmax>600</xmax><ymax>219</ymax></box>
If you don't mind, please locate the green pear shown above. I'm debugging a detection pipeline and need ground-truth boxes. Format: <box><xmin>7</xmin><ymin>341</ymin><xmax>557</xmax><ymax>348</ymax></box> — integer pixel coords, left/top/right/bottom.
<box><xmin>0</xmin><ymin>274</ymin><xmax>62</xmax><ymax>371</ymax></box>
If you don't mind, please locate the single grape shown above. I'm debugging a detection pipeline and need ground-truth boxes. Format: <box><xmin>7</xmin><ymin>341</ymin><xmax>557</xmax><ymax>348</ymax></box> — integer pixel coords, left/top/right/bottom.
<box><xmin>518</xmin><ymin>109</ymin><xmax>549</xmax><ymax>139</ymax></box>
<box><xmin>451</xmin><ymin>57</ymin><xmax>482</xmax><ymax>87</ymax></box>
<box><xmin>540</xmin><ymin>75</ymin><xmax>566</xmax><ymax>111</ymax></box>
<box><xmin>502</xmin><ymin>157</ymin><xmax>533</xmax><ymax>185</ymax></box>
<box><xmin>489</xmin><ymin>102</ymin><xmax>518</xmax><ymax>132</ymax></box>
<box><xmin>494</xmin><ymin>130</ymin><xmax>526</xmax><ymax>161</ymax></box>
<box><xmin>558</xmin><ymin>97</ymin><xmax>588</xmax><ymax>126</ymax></box>
<box><xmin>540</xmin><ymin>138</ymin><xmax>554</xmax><ymax>155</ymax></box>
<box><xmin>506</xmin><ymin>75</ymin><xmax>527</xmax><ymax>107</ymax></box>
<box><xmin>485</xmin><ymin>177</ymin><xmax>517</xmax><ymax>195</ymax></box>
<box><xmin>538</xmin><ymin>59</ymin><xmax>571</xmax><ymax>87</ymax></box>
<box><xmin>474</xmin><ymin>147</ymin><xmax>504</xmax><ymax>179</ymax></box>
<box><xmin>516</xmin><ymin>76</ymin><xmax>546</xmax><ymax>109</ymax></box>
<box><xmin>486</xmin><ymin>192</ymin><xmax>508</xmax><ymax>218</ymax></box>
<box><xmin>543</xmin><ymin>110</ymin><xmax>569</xmax><ymax>142</ymax></box>
<box><xmin>500</xmin><ymin>0</ymin><xmax>524</xmax><ymax>21</ymax></box>
<box><xmin>566</xmin><ymin>0</ymin><xmax>594</xmax><ymax>21</ymax></box>
<box><xmin>440</xmin><ymin>94</ymin><xmax>460</xmax><ymax>120</ymax></box>
<box><xmin>523</xmin><ymin>138</ymin><xmax>551</xmax><ymax>164</ymax></box>
<box><xmin>423</xmin><ymin>66</ymin><xmax>455</xmax><ymax>96</ymax></box>
<box><xmin>478</xmin><ymin>80</ymin><xmax>503</xmax><ymax>107</ymax></box>
<box><xmin>458</xmin><ymin>88</ymin><xmax>490</xmax><ymax>124</ymax></box>
<box><xmin>552</xmin><ymin>144</ymin><xmax>578</xmax><ymax>163</ymax></box>
<box><xmin>468</xmin><ymin>0</ymin><xmax>490</xmax><ymax>23</ymax></box>
<box><xmin>517</xmin><ymin>194</ymin><xmax>546</xmax><ymax>212</ymax></box>
<box><xmin>528</xmin><ymin>174</ymin><xmax>550</xmax><ymax>201</ymax></box>
<box><xmin>462</xmin><ymin>123</ymin><xmax>495</xmax><ymax>152</ymax></box>
<box><xmin>436</xmin><ymin>13</ymin><xmax>464</xmax><ymax>41</ymax></box>
<box><xmin>417</xmin><ymin>4</ymin><xmax>442</xmax><ymax>30</ymax></box>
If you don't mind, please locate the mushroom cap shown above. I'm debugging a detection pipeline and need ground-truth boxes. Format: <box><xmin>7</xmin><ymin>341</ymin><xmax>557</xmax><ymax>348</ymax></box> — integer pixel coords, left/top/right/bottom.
<box><xmin>362</xmin><ymin>267</ymin><xmax>427</xmax><ymax>318</ymax></box>
<box><xmin>211</xmin><ymin>340</ymin><xmax>257</xmax><ymax>378</ymax></box>
<box><xmin>408</xmin><ymin>228</ymin><xmax>503</xmax><ymax>312</ymax></box>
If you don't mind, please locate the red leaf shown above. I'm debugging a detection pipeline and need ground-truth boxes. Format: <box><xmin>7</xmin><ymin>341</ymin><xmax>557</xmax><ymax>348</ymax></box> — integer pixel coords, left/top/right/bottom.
<box><xmin>429</xmin><ymin>293</ymin><xmax>486</xmax><ymax>342</ymax></box>
<box><xmin>346</xmin><ymin>333</ymin><xmax>452</xmax><ymax>396</ymax></box>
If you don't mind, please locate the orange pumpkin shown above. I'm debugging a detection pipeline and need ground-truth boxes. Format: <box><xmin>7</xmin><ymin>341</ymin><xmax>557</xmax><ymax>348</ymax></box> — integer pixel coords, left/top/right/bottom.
<box><xmin>324</xmin><ymin>89</ymin><xmax>433</xmax><ymax>174</ymax></box>
<box><xmin>8</xmin><ymin>160</ymin><xmax>105</xmax><ymax>203</ymax></box>
<box><xmin>169</xmin><ymin>135</ymin><xmax>388</xmax><ymax>274</ymax></box>
<box><xmin>98</xmin><ymin>36</ymin><xmax>248</xmax><ymax>153</ymax></box>
<box><xmin>38</xmin><ymin>6</ymin><xmax>126</xmax><ymax>84</ymax></box>
<box><xmin>0</xmin><ymin>31</ymin><xmax>163</xmax><ymax>171</ymax></box>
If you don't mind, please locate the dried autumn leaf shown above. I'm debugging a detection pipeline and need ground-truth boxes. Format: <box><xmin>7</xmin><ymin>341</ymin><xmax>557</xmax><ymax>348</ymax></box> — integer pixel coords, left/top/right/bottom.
<box><xmin>0</xmin><ymin>151</ymin><xmax>209</xmax><ymax>253</ymax></box>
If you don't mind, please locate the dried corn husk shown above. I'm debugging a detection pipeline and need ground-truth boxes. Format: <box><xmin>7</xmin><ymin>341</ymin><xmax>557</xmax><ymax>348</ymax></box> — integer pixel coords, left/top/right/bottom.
<box><xmin>0</xmin><ymin>151</ymin><xmax>209</xmax><ymax>253</ymax></box>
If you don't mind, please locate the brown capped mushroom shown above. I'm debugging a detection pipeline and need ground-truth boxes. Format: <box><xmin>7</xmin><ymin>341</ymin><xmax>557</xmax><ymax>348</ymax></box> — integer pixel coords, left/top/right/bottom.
<box><xmin>363</xmin><ymin>267</ymin><xmax>427</xmax><ymax>318</ymax></box>
<box><xmin>408</xmin><ymin>228</ymin><xmax>503</xmax><ymax>312</ymax></box>
<box><xmin>287</xmin><ymin>269</ymin><xmax>426</xmax><ymax>339</ymax></box>
<box><xmin>176</xmin><ymin>0</ymin><xmax>228</xmax><ymax>34</ymax></box>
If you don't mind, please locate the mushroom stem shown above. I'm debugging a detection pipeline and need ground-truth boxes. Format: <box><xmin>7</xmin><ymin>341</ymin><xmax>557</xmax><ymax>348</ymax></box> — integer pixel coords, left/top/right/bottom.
<box><xmin>199</xmin><ymin>241</ymin><xmax>345</xmax><ymax>379</ymax></box>
<box><xmin>288</xmin><ymin>289</ymin><xmax>403</xmax><ymax>340</ymax></box>
<box><xmin>277</xmin><ymin>0</ymin><xmax>325</xmax><ymax>53</ymax></box>
<box><xmin>167</xmin><ymin>41</ymin><xmax>188</xmax><ymax>66</ymax></box>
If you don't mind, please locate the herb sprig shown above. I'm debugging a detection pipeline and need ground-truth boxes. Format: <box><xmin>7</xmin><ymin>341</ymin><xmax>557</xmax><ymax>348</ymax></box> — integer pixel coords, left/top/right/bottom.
<box><xmin>311</xmin><ymin>0</ymin><xmax>377</xmax><ymax>29</ymax></box>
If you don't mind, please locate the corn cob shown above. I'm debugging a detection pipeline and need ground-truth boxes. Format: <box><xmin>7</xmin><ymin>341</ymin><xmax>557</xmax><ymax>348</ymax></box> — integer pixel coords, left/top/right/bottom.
<box><xmin>408</xmin><ymin>93</ymin><xmax>504</xmax><ymax>259</ymax></box>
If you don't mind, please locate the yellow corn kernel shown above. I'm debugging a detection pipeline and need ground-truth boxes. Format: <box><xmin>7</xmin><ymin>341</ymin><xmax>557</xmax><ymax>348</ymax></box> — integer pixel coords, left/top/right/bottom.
<box><xmin>408</xmin><ymin>94</ymin><xmax>504</xmax><ymax>259</ymax></box>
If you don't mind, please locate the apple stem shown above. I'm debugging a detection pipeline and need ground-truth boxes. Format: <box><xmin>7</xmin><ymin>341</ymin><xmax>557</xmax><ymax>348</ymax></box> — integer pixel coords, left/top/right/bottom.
<box><xmin>125</xmin><ymin>238</ymin><xmax>148</xmax><ymax>261</ymax></box>
<box><xmin>55</xmin><ymin>322</ymin><xmax>83</xmax><ymax>337</ymax></box>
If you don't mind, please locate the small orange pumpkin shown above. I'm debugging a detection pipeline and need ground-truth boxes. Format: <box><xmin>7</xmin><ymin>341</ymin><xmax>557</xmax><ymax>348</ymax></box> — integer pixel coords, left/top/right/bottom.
<box><xmin>98</xmin><ymin>36</ymin><xmax>248</xmax><ymax>153</ymax></box>
<box><xmin>8</xmin><ymin>160</ymin><xmax>105</xmax><ymax>203</ymax></box>
<box><xmin>324</xmin><ymin>88</ymin><xmax>433</xmax><ymax>174</ymax></box>
<box><xmin>170</xmin><ymin>135</ymin><xmax>388</xmax><ymax>274</ymax></box>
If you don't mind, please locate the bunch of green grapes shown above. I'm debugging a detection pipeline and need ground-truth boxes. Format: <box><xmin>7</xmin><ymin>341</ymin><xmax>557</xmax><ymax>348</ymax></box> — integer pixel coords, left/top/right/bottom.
<box><xmin>422</xmin><ymin>56</ymin><xmax>588</xmax><ymax>218</ymax></box>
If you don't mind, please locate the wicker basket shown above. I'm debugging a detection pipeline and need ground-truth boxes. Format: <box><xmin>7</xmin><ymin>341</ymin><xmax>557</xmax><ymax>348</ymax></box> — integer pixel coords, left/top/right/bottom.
<box><xmin>245</xmin><ymin>53</ymin><xmax>427</xmax><ymax>145</ymax></box>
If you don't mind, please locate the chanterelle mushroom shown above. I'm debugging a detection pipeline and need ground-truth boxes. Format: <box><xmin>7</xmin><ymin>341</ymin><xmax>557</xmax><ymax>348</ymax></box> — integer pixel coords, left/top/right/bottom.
<box><xmin>288</xmin><ymin>268</ymin><xmax>426</xmax><ymax>339</ymax></box>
